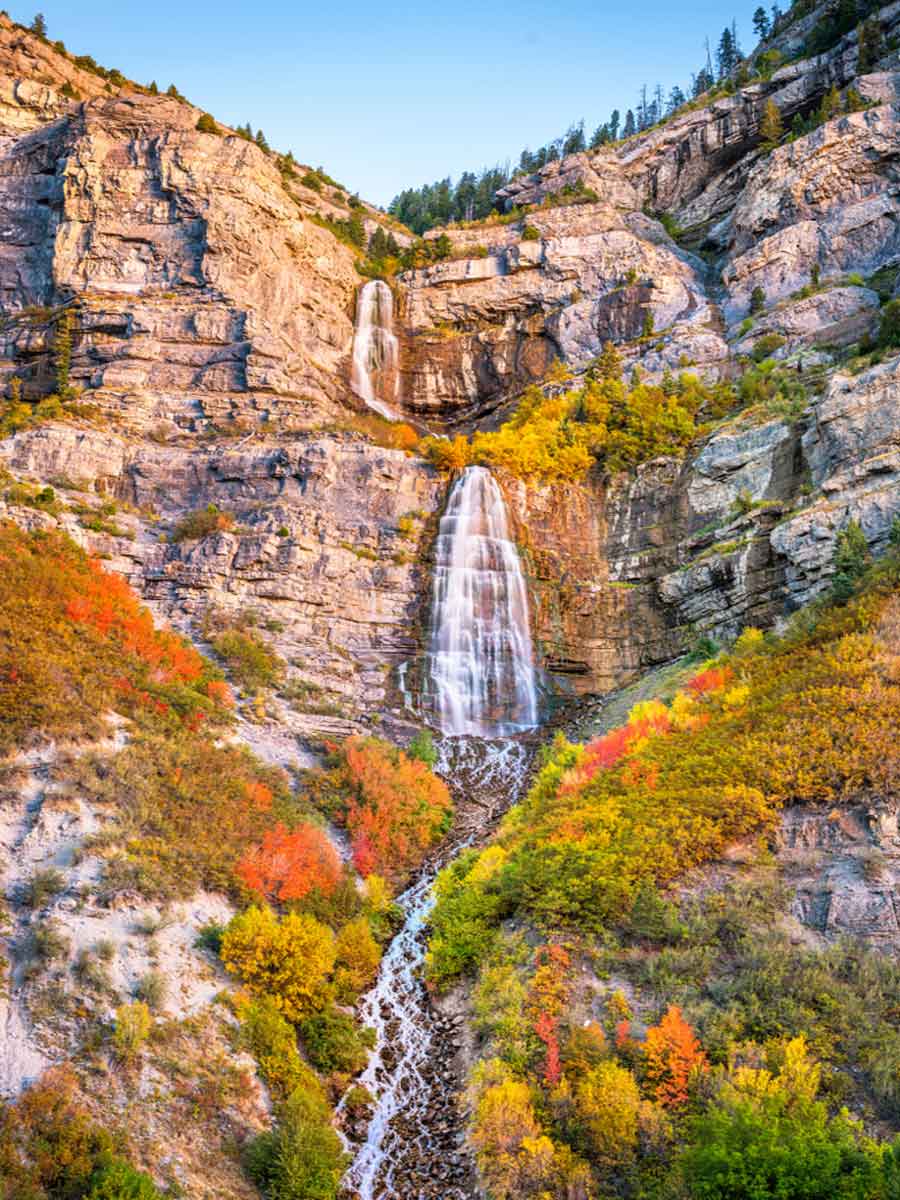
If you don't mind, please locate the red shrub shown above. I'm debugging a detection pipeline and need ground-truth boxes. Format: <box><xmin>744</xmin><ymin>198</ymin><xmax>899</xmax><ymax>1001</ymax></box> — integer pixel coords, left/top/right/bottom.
<box><xmin>534</xmin><ymin>1010</ymin><xmax>561</xmax><ymax>1087</ymax></box>
<box><xmin>686</xmin><ymin>666</ymin><xmax>732</xmax><ymax>696</ymax></box>
<box><xmin>236</xmin><ymin>821</ymin><xmax>342</xmax><ymax>903</ymax></box>
<box><xmin>323</xmin><ymin>736</ymin><xmax>451</xmax><ymax>878</ymax></box>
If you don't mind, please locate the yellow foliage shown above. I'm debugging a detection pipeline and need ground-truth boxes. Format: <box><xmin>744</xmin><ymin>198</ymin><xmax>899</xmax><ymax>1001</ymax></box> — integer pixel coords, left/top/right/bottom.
<box><xmin>734</xmin><ymin>626</ymin><xmax>765</xmax><ymax>655</ymax></box>
<box><xmin>363</xmin><ymin>873</ymin><xmax>393</xmax><ymax>913</ymax></box>
<box><xmin>334</xmin><ymin>915</ymin><xmax>381</xmax><ymax>993</ymax></box>
<box><xmin>113</xmin><ymin>1001</ymin><xmax>151</xmax><ymax>1061</ymax></box>
<box><xmin>220</xmin><ymin>905</ymin><xmax>335</xmax><ymax>1021</ymax></box>
<box><xmin>468</xmin><ymin>844</ymin><xmax>509</xmax><ymax>886</ymax></box>
<box><xmin>575</xmin><ymin>1059</ymin><xmax>641</xmax><ymax>1168</ymax></box>
<box><xmin>722</xmin><ymin>1035</ymin><xmax>821</xmax><ymax>1112</ymax></box>
<box><xmin>421</xmin><ymin>370</ymin><xmax>732</xmax><ymax>482</ymax></box>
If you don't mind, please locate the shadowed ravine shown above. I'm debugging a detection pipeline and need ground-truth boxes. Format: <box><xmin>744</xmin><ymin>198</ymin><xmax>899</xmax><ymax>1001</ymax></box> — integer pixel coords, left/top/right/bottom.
<box><xmin>338</xmin><ymin>465</ymin><xmax>539</xmax><ymax>1199</ymax></box>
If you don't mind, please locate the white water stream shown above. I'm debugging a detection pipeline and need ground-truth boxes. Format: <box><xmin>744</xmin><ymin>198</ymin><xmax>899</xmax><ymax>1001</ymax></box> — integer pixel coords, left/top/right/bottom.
<box><xmin>350</xmin><ymin>279</ymin><xmax>402</xmax><ymax>422</ymax></box>
<box><xmin>340</xmin><ymin>466</ymin><xmax>539</xmax><ymax>1199</ymax></box>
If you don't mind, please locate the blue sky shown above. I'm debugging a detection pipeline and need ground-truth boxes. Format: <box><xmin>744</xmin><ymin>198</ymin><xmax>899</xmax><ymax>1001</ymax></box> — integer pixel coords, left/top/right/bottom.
<box><xmin>29</xmin><ymin>1</ymin><xmax>761</xmax><ymax>207</ymax></box>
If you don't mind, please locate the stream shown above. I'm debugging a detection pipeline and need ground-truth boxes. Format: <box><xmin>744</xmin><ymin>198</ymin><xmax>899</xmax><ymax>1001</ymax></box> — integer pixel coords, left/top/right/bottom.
<box><xmin>339</xmin><ymin>737</ymin><xmax>534</xmax><ymax>1200</ymax></box>
<box><xmin>337</xmin><ymin>455</ymin><xmax>541</xmax><ymax>1199</ymax></box>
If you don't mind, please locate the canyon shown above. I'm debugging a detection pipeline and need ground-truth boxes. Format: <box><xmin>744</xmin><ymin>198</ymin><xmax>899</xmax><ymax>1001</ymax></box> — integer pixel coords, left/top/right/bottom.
<box><xmin>2</xmin><ymin>1</ymin><xmax>900</xmax><ymax>1196</ymax></box>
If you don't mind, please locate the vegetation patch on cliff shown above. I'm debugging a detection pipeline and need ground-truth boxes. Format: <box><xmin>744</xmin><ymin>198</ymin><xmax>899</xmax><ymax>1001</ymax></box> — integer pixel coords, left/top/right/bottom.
<box><xmin>423</xmin><ymin>350</ymin><xmax>735</xmax><ymax>481</ymax></box>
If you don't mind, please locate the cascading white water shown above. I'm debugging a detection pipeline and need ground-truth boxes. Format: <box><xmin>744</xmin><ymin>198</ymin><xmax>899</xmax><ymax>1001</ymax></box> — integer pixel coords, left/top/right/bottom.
<box><xmin>427</xmin><ymin>465</ymin><xmax>539</xmax><ymax>736</ymax></box>
<box><xmin>351</xmin><ymin>279</ymin><xmax>401</xmax><ymax>422</ymax></box>
<box><xmin>339</xmin><ymin>465</ymin><xmax>538</xmax><ymax>1199</ymax></box>
<box><xmin>338</xmin><ymin>740</ymin><xmax>532</xmax><ymax>1200</ymax></box>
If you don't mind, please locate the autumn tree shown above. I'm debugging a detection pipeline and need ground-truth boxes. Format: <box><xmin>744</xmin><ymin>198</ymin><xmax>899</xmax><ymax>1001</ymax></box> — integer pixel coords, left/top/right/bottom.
<box><xmin>575</xmin><ymin>1060</ymin><xmax>641</xmax><ymax>1170</ymax></box>
<box><xmin>319</xmin><ymin>736</ymin><xmax>452</xmax><ymax>878</ymax></box>
<box><xmin>334</xmin><ymin>915</ymin><xmax>382</xmax><ymax>995</ymax></box>
<box><xmin>236</xmin><ymin>822</ymin><xmax>342</xmax><ymax>904</ymax></box>
<box><xmin>643</xmin><ymin>1004</ymin><xmax>708</xmax><ymax>1106</ymax></box>
<box><xmin>759</xmin><ymin>98</ymin><xmax>784</xmax><ymax>151</ymax></box>
<box><xmin>220</xmin><ymin>906</ymin><xmax>335</xmax><ymax>1021</ymax></box>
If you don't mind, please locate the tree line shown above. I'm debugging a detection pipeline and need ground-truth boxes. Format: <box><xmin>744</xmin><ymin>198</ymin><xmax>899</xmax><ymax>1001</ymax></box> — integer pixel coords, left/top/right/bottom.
<box><xmin>389</xmin><ymin>9</ymin><xmax>786</xmax><ymax>234</ymax></box>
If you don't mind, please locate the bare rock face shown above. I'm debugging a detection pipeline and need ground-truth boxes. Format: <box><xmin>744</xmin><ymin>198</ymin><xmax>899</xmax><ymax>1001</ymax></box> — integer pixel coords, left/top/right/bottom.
<box><xmin>0</xmin><ymin>17</ymin><xmax>375</xmax><ymax>430</ymax></box>
<box><xmin>0</xmin><ymin>426</ymin><xmax>445</xmax><ymax>725</ymax></box>
<box><xmin>772</xmin><ymin>357</ymin><xmax>900</xmax><ymax>607</ymax></box>
<box><xmin>733</xmin><ymin>285</ymin><xmax>881</xmax><ymax>357</ymax></box>
<box><xmin>398</xmin><ymin>204</ymin><xmax>726</xmax><ymax>423</ymax></box>
<box><xmin>0</xmin><ymin>94</ymin><xmax>361</xmax><ymax>421</ymax></box>
<box><xmin>723</xmin><ymin>104</ymin><xmax>900</xmax><ymax>320</ymax></box>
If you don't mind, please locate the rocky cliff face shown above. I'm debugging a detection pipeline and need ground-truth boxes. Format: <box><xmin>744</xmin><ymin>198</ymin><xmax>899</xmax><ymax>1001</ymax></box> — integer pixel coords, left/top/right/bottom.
<box><xmin>0</xmin><ymin>8</ymin><xmax>898</xmax><ymax>722</ymax></box>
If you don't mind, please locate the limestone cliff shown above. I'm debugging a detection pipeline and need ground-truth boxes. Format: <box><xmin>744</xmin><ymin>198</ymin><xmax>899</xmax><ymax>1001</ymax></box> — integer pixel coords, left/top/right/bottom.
<box><xmin>0</xmin><ymin>5</ymin><xmax>898</xmax><ymax>718</ymax></box>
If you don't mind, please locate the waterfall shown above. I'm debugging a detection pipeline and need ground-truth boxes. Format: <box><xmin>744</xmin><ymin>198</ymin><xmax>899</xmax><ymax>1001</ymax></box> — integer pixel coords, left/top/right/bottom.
<box><xmin>339</xmin><ymin>465</ymin><xmax>538</xmax><ymax>1198</ymax></box>
<box><xmin>427</xmin><ymin>465</ymin><xmax>539</xmax><ymax>736</ymax></box>
<box><xmin>351</xmin><ymin>279</ymin><xmax>401</xmax><ymax>422</ymax></box>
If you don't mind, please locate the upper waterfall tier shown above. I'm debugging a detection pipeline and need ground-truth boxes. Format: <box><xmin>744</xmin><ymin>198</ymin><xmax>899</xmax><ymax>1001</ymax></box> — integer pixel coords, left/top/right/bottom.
<box><xmin>350</xmin><ymin>279</ymin><xmax>401</xmax><ymax>421</ymax></box>
<box><xmin>427</xmin><ymin>465</ymin><xmax>538</xmax><ymax>736</ymax></box>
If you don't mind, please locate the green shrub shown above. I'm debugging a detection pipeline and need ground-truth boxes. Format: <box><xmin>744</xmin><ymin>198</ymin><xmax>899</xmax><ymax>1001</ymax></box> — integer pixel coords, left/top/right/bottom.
<box><xmin>134</xmin><ymin>970</ymin><xmax>167</xmax><ymax>1011</ymax></box>
<box><xmin>299</xmin><ymin>1007</ymin><xmax>374</xmax><ymax>1074</ymax></box>
<box><xmin>25</xmin><ymin>866</ymin><xmax>66</xmax><ymax>908</ymax></box>
<box><xmin>195</xmin><ymin>113</ymin><xmax>219</xmax><ymax>135</ymax></box>
<box><xmin>521</xmin><ymin>224</ymin><xmax>541</xmax><ymax>241</ymax></box>
<box><xmin>407</xmin><ymin>728</ymin><xmax>438</xmax><ymax>767</ymax></box>
<box><xmin>194</xmin><ymin>922</ymin><xmax>224</xmax><ymax>954</ymax></box>
<box><xmin>74</xmin><ymin>948</ymin><xmax>112</xmax><ymax>992</ymax></box>
<box><xmin>212</xmin><ymin>627</ymin><xmax>285</xmax><ymax>691</ymax></box>
<box><xmin>878</xmin><ymin>299</ymin><xmax>900</xmax><ymax>350</ymax></box>
<box><xmin>749</xmin><ymin>285</ymin><xmax>766</xmax><ymax>315</ymax></box>
<box><xmin>171</xmin><ymin>504</ymin><xmax>234</xmax><ymax>542</ymax></box>
<box><xmin>245</xmin><ymin>1085</ymin><xmax>347</xmax><ymax>1200</ymax></box>
<box><xmin>87</xmin><ymin>1154</ymin><xmax>163</xmax><ymax>1199</ymax></box>
<box><xmin>29</xmin><ymin>919</ymin><xmax>70</xmax><ymax>967</ymax></box>
<box><xmin>751</xmin><ymin>332</ymin><xmax>786</xmax><ymax>362</ymax></box>
<box><xmin>240</xmin><ymin>996</ymin><xmax>321</xmax><ymax>1102</ymax></box>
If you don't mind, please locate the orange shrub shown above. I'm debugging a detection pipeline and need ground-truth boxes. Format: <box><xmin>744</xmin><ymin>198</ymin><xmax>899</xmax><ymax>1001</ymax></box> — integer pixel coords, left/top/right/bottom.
<box><xmin>0</xmin><ymin>524</ymin><xmax>226</xmax><ymax>752</ymax></box>
<box><xmin>236</xmin><ymin>821</ymin><xmax>342</xmax><ymax>903</ymax></box>
<box><xmin>642</xmin><ymin>1004</ymin><xmax>708</xmax><ymax>1106</ymax></box>
<box><xmin>310</xmin><ymin>736</ymin><xmax>452</xmax><ymax>879</ymax></box>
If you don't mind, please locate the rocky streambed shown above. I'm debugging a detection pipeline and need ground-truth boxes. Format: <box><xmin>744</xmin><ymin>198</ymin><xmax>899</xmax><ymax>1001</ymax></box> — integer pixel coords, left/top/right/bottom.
<box><xmin>338</xmin><ymin>737</ymin><xmax>534</xmax><ymax>1200</ymax></box>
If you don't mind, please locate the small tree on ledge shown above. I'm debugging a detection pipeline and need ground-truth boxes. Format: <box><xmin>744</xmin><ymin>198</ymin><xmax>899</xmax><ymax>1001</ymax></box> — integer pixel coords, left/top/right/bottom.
<box><xmin>760</xmin><ymin>98</ymin><xmax>784</xmax><ymax>151</ymax></box>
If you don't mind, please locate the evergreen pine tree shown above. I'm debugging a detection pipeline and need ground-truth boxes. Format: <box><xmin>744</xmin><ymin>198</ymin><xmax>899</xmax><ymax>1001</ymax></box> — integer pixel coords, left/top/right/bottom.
<box><xmin>623</xmin><ymin>109</ymin><xmax>636</xmax><ymax>138</ymax></box>
<box><xmin>30</xmin><ymin>12</ymin><xmax>47</xmax><ymax>37</ymax></box>
<box><xmin>752</xmin><ymin>6</ymin><xmax>771</xmax><ymax>39</ymax></box>
<box><xmin>858</xmin><ymin>17</ymin><xmax>883</xmax><ymax>72</ymax></box>
<box><xmin>609</xmin><ymin>109</ymin><xmax>621</xmax><ymax>140</ymax></box>
<box><xmin>818</xmin><ymin>85</ymin><xmax>841</xmax><ymax>123</ymax></box>
<box><xmin>53</xmin><ymin>310</ymin><xmax>72</xmax><ymax>397</ymax></box>
<box><xmin>368</xmin><ymin>227</ymin><xmax>389</xmax><ymax>259</ymax></box>
<box><xmin>832</xmin><ymin>520</ymin><xmax>871</xmax><ymax>600</ymax></box>
<box><xmin>716</xmin><ymin>26</ymin><xmax>736</xmax><ymax>78</ymax></box>
<box><xmin>595</xmin><ymin>341</ymin><xmax>623</xmax><ymax>380</ymax></box>
<box><xmin>148</xmin><ymin>80</ymin><xmax>158</xmax><ymax>95</ymax></box>
<box><xmin>255</xmin><ymin>129</ymin><xmax>270</xmax><ymax>152</ymax></box>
